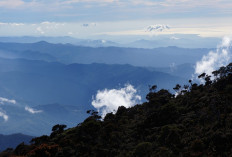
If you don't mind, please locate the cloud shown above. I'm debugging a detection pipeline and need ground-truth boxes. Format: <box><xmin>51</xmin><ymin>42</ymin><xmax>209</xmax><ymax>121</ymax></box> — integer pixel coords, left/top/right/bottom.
<box><xmin>34</xmin><ymin>22</ymin><xmax>66</xmax><ymax>34</ymax></box>
<box><xmin>195</xmin><ymin>36</ymin><xmax>232</xmax><ymax>76</ymax></box>
<box><xmin>169</xmin><ymin>62</ymin><xmax>177</xmax><ymax>72</ymax></box>
<box><xmin>1</xmin><ymin>0</ymin><xmax>232</xmax><ymax>23</ymax></box>
<box><xmin>0</xmin><ymin>97</ymin><xmax>16</xmax><ymax>104</ymax></box>
<box><xmin>0</xmin><ymin>97</ymin><xmax>15</xmax><ymax>121</ymax></box>
<box><xmin>145</xmin><ymin>24</ymin><xmax>170</xmax><ymax>33</ymax></box>
<box><xmin>0</xmin><ymin>109</ymin><xmax>8</xmax><ymax>121</ymax></box>
<box><xmin>25</xmin><ymin>106</ymin><xmax>43</xmax><ymax>114</ymax></box>
<box><xmin>170</xmin><ymin>36</ymin><xmax>180</xmax><ymax>40</ymax></box>
<box><xmin>0</xmin><ymin>22</ymin><xmax>25</xmax><ymax>27</ymax></box>
<box><xmin>92</xmin><ymin>84</ymin><xmax>141</xmax><ymax>118</ymax></box>
<box><xmin>36</xmin><ymin>27</ymin><xmax>45</xmax><ymax>34</ymax></box>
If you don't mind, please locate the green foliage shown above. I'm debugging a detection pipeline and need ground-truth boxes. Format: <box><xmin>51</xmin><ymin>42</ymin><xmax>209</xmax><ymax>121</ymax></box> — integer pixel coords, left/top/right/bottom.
<box><xmin>3</xmin><ymin>63</ymin><xmax>232</xmax><ymax>156</ymax></box>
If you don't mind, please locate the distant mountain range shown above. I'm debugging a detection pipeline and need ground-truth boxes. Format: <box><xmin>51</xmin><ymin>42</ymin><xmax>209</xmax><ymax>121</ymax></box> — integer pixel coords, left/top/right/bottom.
<box><xmin>0</xmin><ymin>36</ymin><xmax>119</xmax><ymax>47</ymax></box>
<box><xmin>0</xmin><ymin>35</ymin><xmax>220</xmax><ymax>48</ymax></box>
<box><xmin>0</xmin><ymin>57</ymin><xmax>187</xmax><ymax>135</ymax></box>
<box><xmin>0</xmin><ymin>40</ymin><xmax>205</xmax><ymax>138</ymax></box>
<box><xmin>0</xmin><ymin>41</ymin><xmax>211</xmax><ymax>67</ymax></box>
<box><xmin>126</xmin><ymin>36</ymin><xmax>219</xmax><ymax>49</ymax></box>
<box><xmin>0</xmin><ymin>58</ymin><xmax>186</xmax><ymax>106</ymax></box>
<box><xmin>0</xmin><ymin>133</ymin><xmax>33</xmax><ymax>151</ymax></box>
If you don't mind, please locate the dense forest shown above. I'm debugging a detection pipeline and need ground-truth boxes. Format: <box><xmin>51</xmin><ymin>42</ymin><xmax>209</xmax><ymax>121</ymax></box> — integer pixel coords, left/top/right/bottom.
<box><xmin>1</xmin><ymin>63</ymin><xmax>232</xmax><ymax>157</ymax></box>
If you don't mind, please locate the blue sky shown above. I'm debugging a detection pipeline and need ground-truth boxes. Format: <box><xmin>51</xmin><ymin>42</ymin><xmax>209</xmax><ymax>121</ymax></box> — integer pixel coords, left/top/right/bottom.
<box><xmin>0</xmin><ymin>0</ymin><xmax>232</xmax><ymax>38</ymax></box>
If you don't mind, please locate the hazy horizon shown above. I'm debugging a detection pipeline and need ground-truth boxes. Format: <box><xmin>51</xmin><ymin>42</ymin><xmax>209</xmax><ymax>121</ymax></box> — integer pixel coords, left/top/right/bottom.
<box><xmin>0</xmin><ymin>0</ymin><xmax>231</xmax><ymax>40</ymax></box>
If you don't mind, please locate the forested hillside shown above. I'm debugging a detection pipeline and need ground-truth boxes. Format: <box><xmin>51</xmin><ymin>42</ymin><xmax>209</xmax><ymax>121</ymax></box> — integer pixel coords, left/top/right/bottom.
<box><xmin>2</xmin><ymin>63</ymin><xmax>232</xmax><ymax>157</ymax></box>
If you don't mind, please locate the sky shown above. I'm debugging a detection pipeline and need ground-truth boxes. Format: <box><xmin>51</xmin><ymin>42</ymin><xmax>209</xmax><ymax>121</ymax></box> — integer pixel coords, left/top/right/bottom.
<box><xmin>0</xmin><ymin>0</ymin><xmax>232</xmax><ymax>39</ymax></box>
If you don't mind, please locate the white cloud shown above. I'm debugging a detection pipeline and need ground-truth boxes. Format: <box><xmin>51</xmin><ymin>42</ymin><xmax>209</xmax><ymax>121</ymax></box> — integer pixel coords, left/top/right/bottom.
<box><xmin>195</xmin><ymin>36</ymin><xmax>232</xmax><ymax>76</ymax></box>
<box><xmin>145</xmin><ymin>24</ymin><xmax>170</xmax><ymax>33</ymax></box>
<box><xmin>92</xmin><ymin>84</ymin><xmax>141</xmax><ymax>118</ymax></box>
<box><xmin>25</xmin><ymin>106</ymin><xmax>43</xmax><ymax>114</ymax></box>
<box><xmin>0</xmin><ymin>109</ymin><xmax>8</xmax><ymax>121</ymax></box>
<box><xmin>34</xmin><ymin>22</ymin><xmax>66</xmax><ymax>34</ymax></box>
<box><xmin>0</xmin><ymin>97</ymin><xmax>15</xmax><ymax>121</ymax></box>
<box><xmin>0</xmin><ymin>97</ymin><xmax>16</xmax><ymax>104</ymax></box>
<box><xmin>0</xmin><ymin>22</ymin><xmax>24</xmax><ymax>27</ymax></box>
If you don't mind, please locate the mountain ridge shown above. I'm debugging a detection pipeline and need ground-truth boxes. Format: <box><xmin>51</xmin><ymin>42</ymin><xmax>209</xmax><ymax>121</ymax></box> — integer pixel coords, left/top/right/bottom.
<box><xmin>0</xmin><ymin>41</ymin><xmax>211</xmax><ymax>67</ymax></box>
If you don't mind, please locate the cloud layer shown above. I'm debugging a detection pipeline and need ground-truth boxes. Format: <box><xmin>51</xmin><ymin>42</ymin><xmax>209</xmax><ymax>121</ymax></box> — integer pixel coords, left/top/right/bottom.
<box><xmin>195</xmin><ymin>36</ymin><xmax>232</xmax><ymax>76</ymax></box>
<box><xmin>0</xmin><ymin>0</ymin><xmax>232</xmax><ymax>24</ymax></box>
<box><xmin>92</xmin><ymin>84</ymin><xmax>141</xmax><ymax>118</ymax></box>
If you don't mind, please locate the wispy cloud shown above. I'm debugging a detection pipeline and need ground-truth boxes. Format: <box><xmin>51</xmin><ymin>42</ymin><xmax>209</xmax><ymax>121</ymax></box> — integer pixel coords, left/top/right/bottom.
<box><xmin>92</xmin><ymin>84</ymin><xmax>141</xmax><ymax>118</ymax></box>
<box><xmin>25</xmin><ymin>106</ymin><xmax>43</xmax><ymax>114</ymax></box>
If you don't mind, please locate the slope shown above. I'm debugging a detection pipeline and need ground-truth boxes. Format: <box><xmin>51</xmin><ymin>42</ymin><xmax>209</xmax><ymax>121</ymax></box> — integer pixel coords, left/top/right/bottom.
<box><xmin>3</xmin><ymin>63</ymin><xmax>232</xmax><ymax>156</ymax></box>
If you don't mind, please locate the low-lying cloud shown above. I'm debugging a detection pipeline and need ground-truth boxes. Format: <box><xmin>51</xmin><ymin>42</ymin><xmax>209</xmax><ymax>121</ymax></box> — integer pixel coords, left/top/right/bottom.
<box><xmin>195</xmin><ymin>36</ymin><xmax>232</xmax><ymax>76</ymax></box>
<box><xmin>0</xmin><ymin>109</ymin><xmax>8</xmax><ymax>121</ymax></box>
<box><xmin>92</xmin><ymin>84</ymin><xmax>141</xmax><ymax>118</ymax></box>
<box><xmin>25</xmin><ymin>106</ymin><xmax>43</xmax><ymax>114</ymax></box>
<box><xmin>0</xmin><ymin>97</ymin><xmax>17</xmax><ymax>121</ymax></box>
<box><xmin>0</xmin><ymin>97</ymin><xmax>16</xmax><ymax>104</ymax></box>
<box><xmin>170</xmin><ymin>36</ymin><xmax>180</xmax><ymax>40</ymax></box>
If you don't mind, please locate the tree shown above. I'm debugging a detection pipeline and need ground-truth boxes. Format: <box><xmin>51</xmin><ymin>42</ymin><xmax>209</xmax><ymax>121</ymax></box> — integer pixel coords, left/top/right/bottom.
<box><xmin>50</xmin><ymin>124</ymin><xmax>67</xmax><ymax>138</ymax></box>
